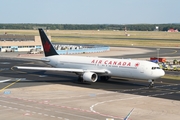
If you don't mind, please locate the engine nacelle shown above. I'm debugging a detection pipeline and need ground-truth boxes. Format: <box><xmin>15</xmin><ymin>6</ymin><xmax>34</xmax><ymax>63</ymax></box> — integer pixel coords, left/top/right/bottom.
<box><xmin>82</xmin><ymin>72</ymin><xmax>98</xmax><ymax>82</ymax></box>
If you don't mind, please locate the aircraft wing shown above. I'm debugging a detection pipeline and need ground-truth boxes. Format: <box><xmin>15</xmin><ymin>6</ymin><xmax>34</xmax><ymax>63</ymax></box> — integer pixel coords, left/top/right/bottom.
<box><xmin>14</xmin><ymin>66</ymin><xmax>109</xmax><ymax>74</ymax></box>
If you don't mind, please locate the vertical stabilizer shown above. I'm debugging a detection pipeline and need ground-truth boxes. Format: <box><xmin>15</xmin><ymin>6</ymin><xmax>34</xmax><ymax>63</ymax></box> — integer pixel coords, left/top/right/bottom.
<box><xmin>38</xmin><ymin>28</ymin><xmax>58</xmax><ymax>57</ymax></box>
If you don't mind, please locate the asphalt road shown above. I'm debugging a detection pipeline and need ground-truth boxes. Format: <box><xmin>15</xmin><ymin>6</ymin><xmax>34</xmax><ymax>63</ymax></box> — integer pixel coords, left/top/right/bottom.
<box><xmin>103</xmin><ymin>47</ymin><xmax>180</xmax><ymax>59</ymax></box>
<box><xmin>0</xmin><ymin>46</ymin><xmax>180</xmax><ymax>120</ymax></box>
<box><xmin>1</xmin><ymin>46</ymin><xmax>180</xmax><ymax>59</ymax></box>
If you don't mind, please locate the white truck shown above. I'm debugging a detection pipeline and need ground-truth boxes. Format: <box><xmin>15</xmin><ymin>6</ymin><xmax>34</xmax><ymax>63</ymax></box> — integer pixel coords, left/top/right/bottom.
<box><xmin>28</xmin><ymin>48</ymin><xmax>43</xmax><ymax>54</ymax></box>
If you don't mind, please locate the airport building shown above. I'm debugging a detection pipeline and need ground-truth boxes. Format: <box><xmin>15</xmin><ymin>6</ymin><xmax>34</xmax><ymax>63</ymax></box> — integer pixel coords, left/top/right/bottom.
<box><xmin>0</xmin><ymin>34</ymin><xmax>110</xmax><ymax>54</ymax></box>
<box><xmin>0</xmin><ymin>34</ymin><xmax>46</xmax><ymax>52</ymax></box>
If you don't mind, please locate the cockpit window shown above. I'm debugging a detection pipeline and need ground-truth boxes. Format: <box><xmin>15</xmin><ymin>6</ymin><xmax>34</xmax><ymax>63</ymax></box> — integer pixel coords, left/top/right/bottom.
<box><xmin>152</xmin><ymin>67</ymin><xmax>160</xmax><ymax>70</ymax></box>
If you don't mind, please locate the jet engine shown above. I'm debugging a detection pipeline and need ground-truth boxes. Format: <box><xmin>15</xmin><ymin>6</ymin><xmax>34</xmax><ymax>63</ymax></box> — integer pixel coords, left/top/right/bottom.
<box><xmin>82</xmin><ymin>72</ymin><xmax>98</xmax><ymax>82</ymax></box>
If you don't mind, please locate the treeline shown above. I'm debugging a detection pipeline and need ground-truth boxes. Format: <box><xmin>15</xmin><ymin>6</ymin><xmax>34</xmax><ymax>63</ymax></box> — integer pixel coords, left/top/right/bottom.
<box><xmin>0</xmin><ymin>23</ymin><xmax>180</xmax><ymax>31</ymax></box>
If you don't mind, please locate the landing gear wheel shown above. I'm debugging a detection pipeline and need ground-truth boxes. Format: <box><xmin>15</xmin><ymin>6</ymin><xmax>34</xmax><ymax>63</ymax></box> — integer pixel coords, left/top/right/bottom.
<box><xmin>148</xmin><ymin>82</ymin><xmax>154</xmax><ymax>88</ymax></box>
<box><xmin>100</xmin><ymin>76</ymin><xmax>111</xmax><ymax>82</ymax></box>
<box><xmin>148</xmin><ymin>79</ymin><xmax>154</xmax><ymax>89</ymax></box>
<box><xmin>77</xmin><ymin>76</ymin><xmax>84</xmax><ymax>83</ymax></box>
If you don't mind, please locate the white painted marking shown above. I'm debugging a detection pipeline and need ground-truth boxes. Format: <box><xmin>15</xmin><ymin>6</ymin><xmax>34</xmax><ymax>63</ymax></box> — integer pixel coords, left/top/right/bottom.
<box><xmin>39</xmin><ymin>75</ymin><xmax>48</xmax><ymax>77</ymax></box>
<box><xmin>35</xmin><ymin>107</ymin><xmax>42</xmax><ymax>109</ymax></box>
<box><xmin>45</xmin><ymin>109</ymin><xmax>50</xmax><ymax>111</ymax></box>
<box><xmin>0</xmin><ymin>108</ymin><xmax>13</xmax><ymax>112</ymax></box>
<box><xmin>38</xmin><ymin>113</ymin><xmax>42</xmax><ymax>115</ymax></box>
<box><xmin>0</xmin><ymin>79</ymin><xmax>11</xmax><ymax>83</ymax></box>
<box><xmin>24</xmin><ymin>113</ymin><xmax>30</xmax><ymax>116</ymax></box>
<box><xmin>89</xmin><ymin>84</ymin><xmax>180</xmax><ymax>119</ymax></box>
<box><xmin>55</xmin><ymin>111</ymin><xmax>98</xmax><ymax>120</ymax></box>
<box><xmin>106</xmin><ymin>118</ymin><xmax>114</xmax><ymax>120</ymax></box>
<box><xmin>12</xmin><ymin>102</ymin><xmax>17</xmax><ymax>104</ymax></box>
<box><xmin>0</xmin><ymin>103</ymin><xmax>64</xmax><ymax>119</ymax></box>
<box><xmin>172</xmin><ymin>87</ymin><xmax>177</xmax><ymax>89</ymax></box>
<box><xmin>90</xmin><ymin>96</ymin><xmax>144</xmax><ymax>113</ymax></box>
<box><xmin>32</xmin><ymin>112</ymin><xmax>36</xmax><ymax>114</ymax></box>
<box><xmin>0</xmin><ymin>62</ymin><xmax>10</xmax><ymax>64</ymax></box>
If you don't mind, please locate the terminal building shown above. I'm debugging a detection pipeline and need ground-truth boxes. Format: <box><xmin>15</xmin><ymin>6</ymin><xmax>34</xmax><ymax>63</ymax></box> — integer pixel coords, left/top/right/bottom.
<box><xmin>0</xmin><ymin>33</ymin><xmax>110</xmax><ymax>54</ymax></box>
<box><xmin>0</xmin><ymin>34</ymin><xmax>47</xmax><ymax>52</ymax></box>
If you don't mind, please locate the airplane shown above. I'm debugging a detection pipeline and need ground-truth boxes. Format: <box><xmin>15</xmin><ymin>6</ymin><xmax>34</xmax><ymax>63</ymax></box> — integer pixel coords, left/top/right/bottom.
<box><xmin>15</xmin><ymin>28</ymin><xmax>165</xmax><ymax>88</ymax></box>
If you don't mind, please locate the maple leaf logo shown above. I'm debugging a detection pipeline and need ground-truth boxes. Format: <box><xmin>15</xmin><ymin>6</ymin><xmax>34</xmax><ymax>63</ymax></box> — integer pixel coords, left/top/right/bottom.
<box><xmin>135</xmin><ymin>62</ymin><xmax>140</xmax><ymax>67</ymax></box>
<box><xmin>43</xmin><ymin>41</ymin><xmax>51</xmax><ymax>52</ymax></box>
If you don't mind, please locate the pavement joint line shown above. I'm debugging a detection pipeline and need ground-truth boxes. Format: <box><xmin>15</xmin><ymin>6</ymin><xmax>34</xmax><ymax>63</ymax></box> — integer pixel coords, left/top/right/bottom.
<box><xmin>0</xmin><ymin>82</ymin><xmax>179</xmax><ymax>119</ymax></box>
<box><xmin>0</xmin><ymin>101</ymin><xmax>65</xmax><ymax>119</ymax></box>
<box><xmin>55</xmin><ymin>110</ymin><xmax>98</xmax><ymax>120</ymax></box>
<box><xmin>0</xmin><ymin>94</ymin><xmax>117</xmax><ymax>119</ymax></box>
<box><xmin>0</xmin><ymin>104</ymin><xmax>62</xmax><ymax>119</ymax></box>
<box><xmin>0</xmin><ymin>79</ymin><xmax>21</xmax><ymax>92</ymax></box>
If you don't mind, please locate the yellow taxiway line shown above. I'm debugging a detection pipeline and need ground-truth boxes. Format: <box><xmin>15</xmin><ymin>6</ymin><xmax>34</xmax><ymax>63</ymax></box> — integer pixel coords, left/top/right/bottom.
<box><xmin>0</xmin><ymin>79</ymin><xmax>21</xmax><ymax>92</ymax></box>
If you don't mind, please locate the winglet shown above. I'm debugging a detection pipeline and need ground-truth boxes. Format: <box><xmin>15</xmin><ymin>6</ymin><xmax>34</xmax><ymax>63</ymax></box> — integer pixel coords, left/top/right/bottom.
<box><xmin>38</xmin><ymin>28</ymin><xmax>58</xmax><ymax>57</ymax></box>
<box><xmin>124</xmin><ymin>108</ymin><xmax>134</xmax><ymax>120</ymax></box>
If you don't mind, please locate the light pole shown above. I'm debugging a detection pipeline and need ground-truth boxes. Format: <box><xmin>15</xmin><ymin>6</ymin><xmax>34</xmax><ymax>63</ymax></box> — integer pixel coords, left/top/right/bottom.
<box><xmin>157</xmin><ymin>48</ymin><xmax>160</xmax><ymax>62</ymax></box>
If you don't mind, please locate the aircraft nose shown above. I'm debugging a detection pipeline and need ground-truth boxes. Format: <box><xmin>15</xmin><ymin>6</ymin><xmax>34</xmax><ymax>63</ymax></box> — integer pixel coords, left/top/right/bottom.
<box><xmin>160</xmin><ymin>70</ymin><xmax>165</xmax><ymax>77</ymax></box>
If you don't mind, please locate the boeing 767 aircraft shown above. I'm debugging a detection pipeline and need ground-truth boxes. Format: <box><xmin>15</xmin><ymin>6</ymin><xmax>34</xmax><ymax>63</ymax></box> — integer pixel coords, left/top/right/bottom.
<box><xmin>16</xmin><ymin>29</ymin><xmax>165</xmax><ymax>88</ymax></box>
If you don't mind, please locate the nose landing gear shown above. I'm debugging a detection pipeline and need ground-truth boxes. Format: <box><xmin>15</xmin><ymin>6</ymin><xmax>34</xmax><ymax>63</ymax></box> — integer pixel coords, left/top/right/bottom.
<box><xmin>148</xmin><ymin>79</ymin><xmax>154</xmax><ymax>89</ymax></box>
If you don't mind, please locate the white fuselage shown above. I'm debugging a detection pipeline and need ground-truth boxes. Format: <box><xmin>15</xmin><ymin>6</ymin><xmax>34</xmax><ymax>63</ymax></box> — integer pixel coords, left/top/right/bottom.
<box><xmin>43</xmin><ymin>55</ymin><xmax>165</xmax><ymax>80</ymax></box>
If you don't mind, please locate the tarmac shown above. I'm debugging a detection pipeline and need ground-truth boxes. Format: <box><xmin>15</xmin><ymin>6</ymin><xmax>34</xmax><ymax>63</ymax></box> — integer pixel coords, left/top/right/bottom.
<box><xmin>0</xmin><ymin>47</ymin><xmax>161</xmax><ymax>60</ymax></box>
<box><xmin>0</xmin><ymin>46</ymin><xmax>180</xmax><ymax>120</ymax></box>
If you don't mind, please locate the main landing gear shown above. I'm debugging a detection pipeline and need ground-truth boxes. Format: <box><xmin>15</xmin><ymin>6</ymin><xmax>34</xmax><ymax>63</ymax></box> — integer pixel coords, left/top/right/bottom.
<box><xmin>77</xmin><ymin>75</ymin><xmax>84</xmax><ymax>83</ymax></box>
<box><xmin>100</xmin><ymin>76</ymin><xmax>111</xmax><ymax>82</ymax></box>
<box><xmin>148</xmin><ymin>79</ymin><xmax>154</xmax><ymax>89</ymax></box>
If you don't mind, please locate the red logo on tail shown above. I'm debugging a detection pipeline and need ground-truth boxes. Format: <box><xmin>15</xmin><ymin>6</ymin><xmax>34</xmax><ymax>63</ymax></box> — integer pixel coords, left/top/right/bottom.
<box><xmin>43</xmin><ymin>41</ymin><xmax>51</xmax><ymax>52</ymax></box>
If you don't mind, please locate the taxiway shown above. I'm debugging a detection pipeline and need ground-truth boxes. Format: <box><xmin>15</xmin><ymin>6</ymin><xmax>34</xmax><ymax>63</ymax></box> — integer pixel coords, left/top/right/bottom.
<box><xmin>0</xmin><ymin>46</ymin><xmax>180</xmax><ymax>120</ymax></box>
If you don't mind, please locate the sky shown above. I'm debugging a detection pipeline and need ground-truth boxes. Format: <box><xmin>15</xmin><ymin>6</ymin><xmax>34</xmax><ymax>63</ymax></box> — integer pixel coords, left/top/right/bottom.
<box><xmin>0</xmin><ymin>0</ymin><xmax>180</xmax><ymax>24</ymax></box>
